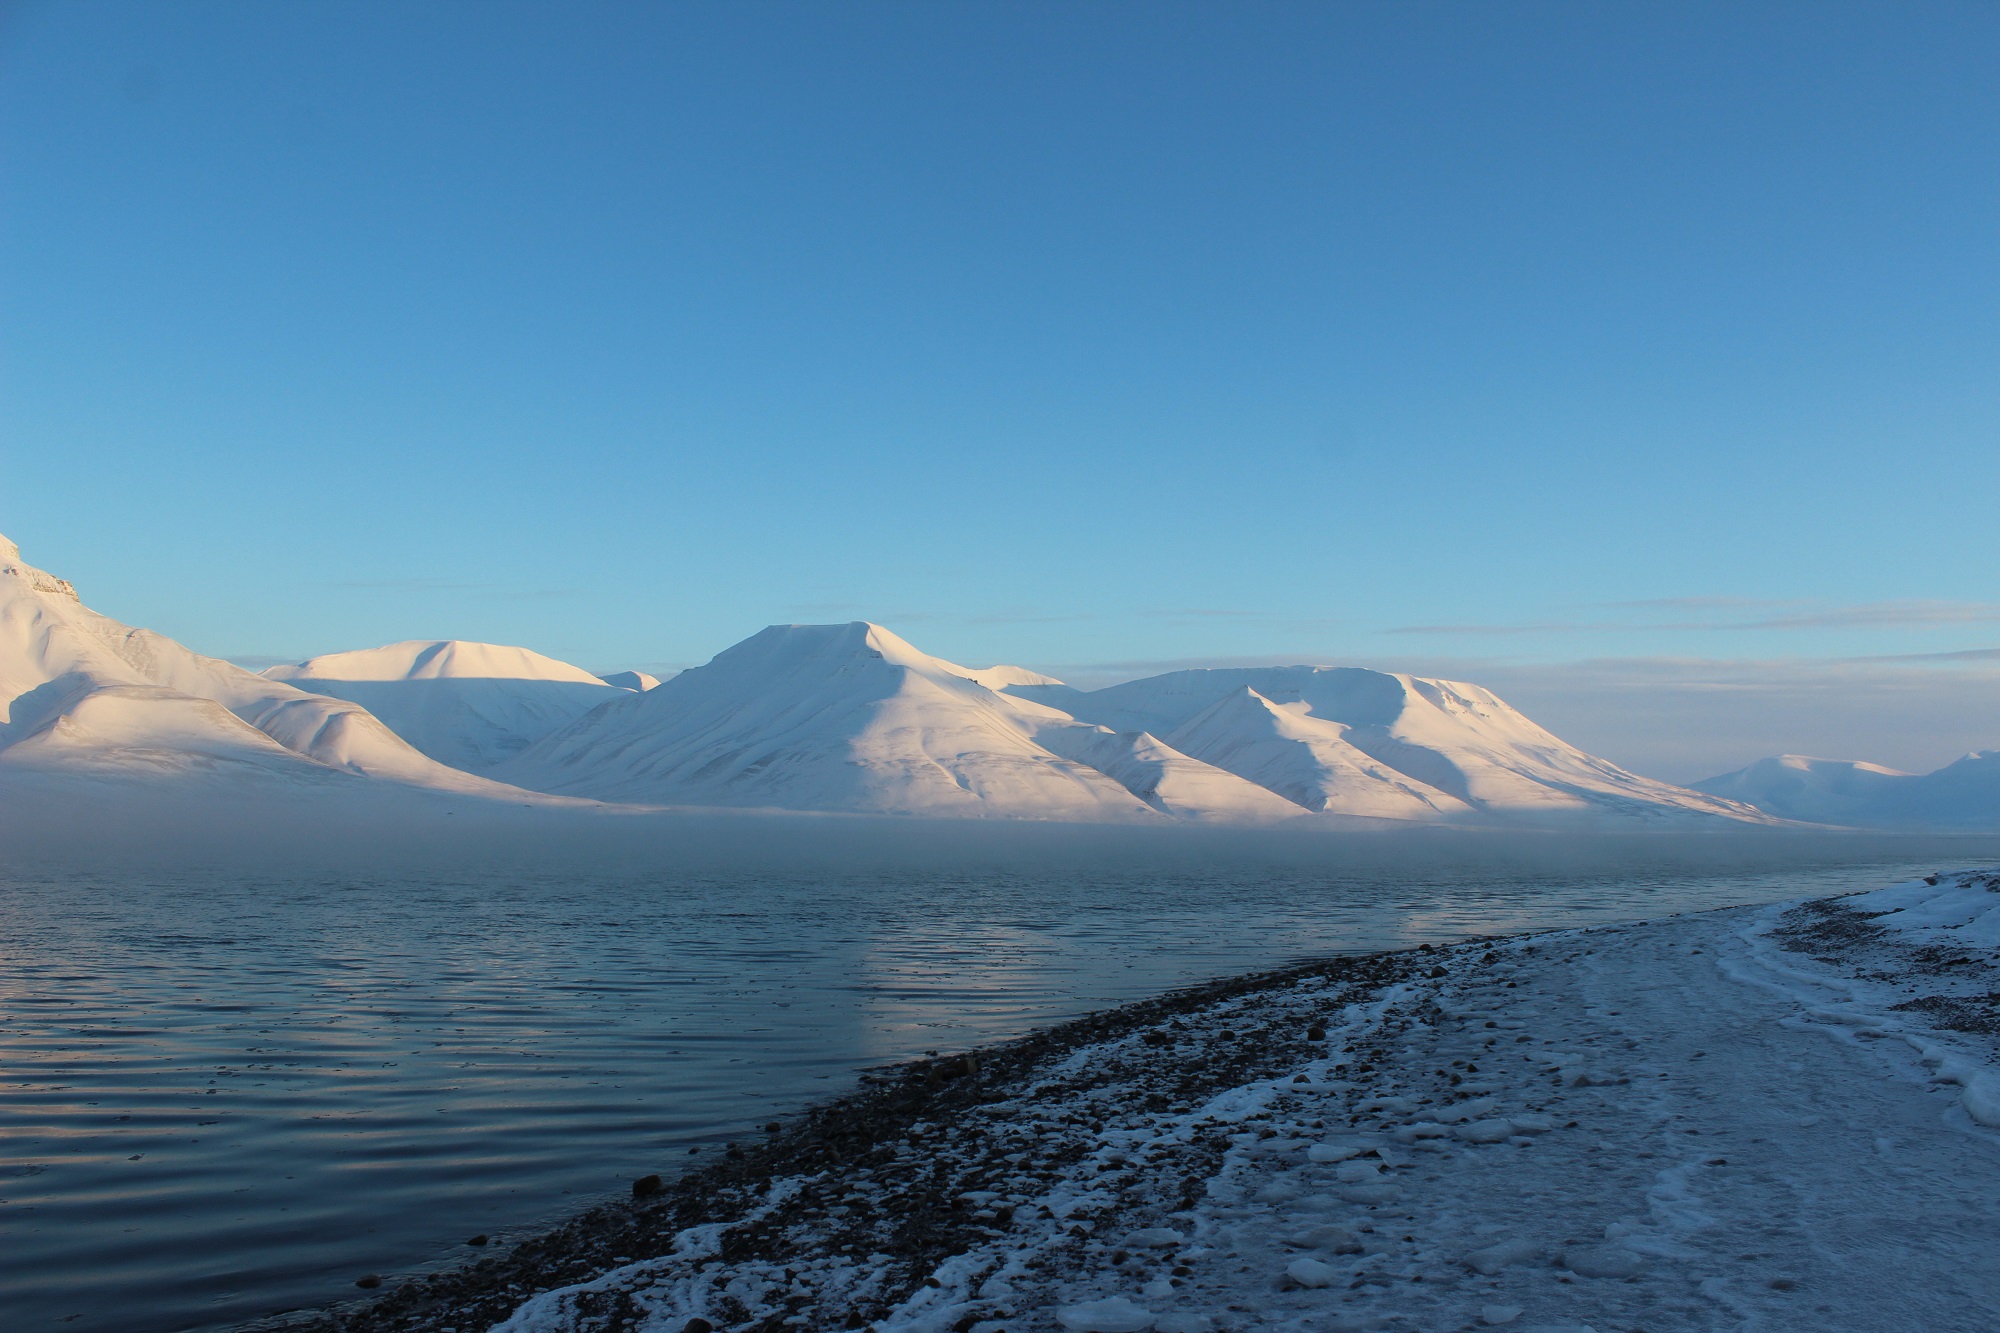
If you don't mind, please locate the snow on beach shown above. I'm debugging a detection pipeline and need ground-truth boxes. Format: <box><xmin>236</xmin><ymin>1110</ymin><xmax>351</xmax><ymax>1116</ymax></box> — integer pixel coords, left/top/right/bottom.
<box><xmin>271</xmin><ymin>873</ymin><xmax>2000</xmax><ymax>1333</ymax></box>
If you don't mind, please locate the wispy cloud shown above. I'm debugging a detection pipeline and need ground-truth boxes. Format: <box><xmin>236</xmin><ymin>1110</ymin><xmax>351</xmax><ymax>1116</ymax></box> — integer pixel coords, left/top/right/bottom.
<box><xmin>1390</xmin><ymin>600</ymin><xmax>2000</xmax><ymax>636</ymax></box>
<box><xmin>1841</xmin><ymin>645</ymin><xmax>2000</xmax><ymax>664</ymax></box>
<box><xmin>1595</xmin><ymin>596</ymin><xmax>1795</xmax><ymax>611</ymax></box>
<box><xmin>1750</xmin><ymin>602</ymin><xmax>2000</xmax><ymax>630</ymax></box>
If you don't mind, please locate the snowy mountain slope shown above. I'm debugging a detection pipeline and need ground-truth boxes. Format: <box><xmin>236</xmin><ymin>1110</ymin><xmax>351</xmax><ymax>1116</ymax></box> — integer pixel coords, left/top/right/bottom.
<box><xmin>952</xmin><ymin>663</ymin><xmax>1067</xmax><ymax>693</ymax></box>
<box><xmin>1161</xmin><ymin>686</ymin><xmax>1471</xmax><ymax>818</ymax></box>
<box><xmin>1690</xmin><ymin>755</ymin><xmax>1913</xmax><ymax>825</ymax></box>
<box><xmin>264</xmin><ymin>640</ymin><xmax>625</xmax><ymax>771</ymax></box>
<box><xmin>1019</xmin><ymin>717</ymin><xmax>1309</xmax><ymax>823</ymax></box>
<box><xmin>497</xmin><ymin>624</ymin><xmax>1766</xmax><ymax>825</ymax></box>
<box><xmin>1695</xmin><ymin>751</ymin><xmax>2000</xmax><ymax>829</ymax></box>
<box><xmin>496</xmin><ymin>623</ymin><xmax>1161</xmax><ymax>819</ymax></box>
<box><xmin>597</xmin><ymin>670</ymin><xmax>662</xmax><ymax>692</ymax></box>
<box><xmin>0</xmin><ymin>534</ymin><xmax>553</xmax><ymax>799</ymax></box>
<box><xmin>1051</xmin><ymin>665</ymin><xmax>1765</xmax><ymax>823</ymax></box>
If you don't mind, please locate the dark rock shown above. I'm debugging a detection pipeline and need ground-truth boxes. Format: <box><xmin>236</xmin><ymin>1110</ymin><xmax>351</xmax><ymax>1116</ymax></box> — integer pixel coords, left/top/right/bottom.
<box><xmin>683</xmin><ymin>1319</ymin><xmax>714</xmax><ymax>1333</ymax></box>
<box><xmin>354</xmin><ymin>1275</ymin><xmax>382</xmax><ymax>1289</ymax></box>
<box><xmin>466</xmin><ymin>1234</ymin><xmax>489</xmax><ymax>1247</ymax></box>
<box><xmin>632</xmin><ymin>1174</ymin><xmax>664</xmax><ymax>1199</ymax></box>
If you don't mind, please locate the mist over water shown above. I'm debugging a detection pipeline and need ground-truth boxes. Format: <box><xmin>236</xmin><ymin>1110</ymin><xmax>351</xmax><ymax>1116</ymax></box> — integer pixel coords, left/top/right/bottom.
<box><xmin>2</xmin><ymin>798</ymin><xmax>1993</xmax><ymax>1332</ymax></box>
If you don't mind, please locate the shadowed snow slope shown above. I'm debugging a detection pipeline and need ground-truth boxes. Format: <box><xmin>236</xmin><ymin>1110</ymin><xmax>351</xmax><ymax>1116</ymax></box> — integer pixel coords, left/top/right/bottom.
<box><xmin>1024</xmin><ymin>721</ymin><xmax>1308</xmax><ymax>823</ymax></box>
<box><xmin>498</xmin><ymin>624</ymin><xmax>1764</xmax><ymax>826</ymax></box>
<box><xmin>498</xmin><ymin>623</ymin><xmax>1163</xmax><ymax>819</ymax></box>
<box><xmin>1051</xmin><ymin>665</ymin><xmax>1764</xmax><ymax>823</ymax></box>
<box><xmin>0</xmin><ymin>534</ymin><xmax>550</xmax><ymax>800</ymax></box>
<box><xmin>265</xmin><ymin>640</ymin><xmax>627</xmax><ymax>771</ymax></box>
<box><xmin>1163</xmin><ymin>687</ymin><xmax>1471</xmax><ymax>819</ymax></box>
<box><xmin>1695</xmin><ymin>752</ymin><xmax>2000</xmax><ymax>829</ymax></box>
<box><xmin>597</xmin><ymin>670</ymin><xmax>663</xmax><ymax>692</ymax></box>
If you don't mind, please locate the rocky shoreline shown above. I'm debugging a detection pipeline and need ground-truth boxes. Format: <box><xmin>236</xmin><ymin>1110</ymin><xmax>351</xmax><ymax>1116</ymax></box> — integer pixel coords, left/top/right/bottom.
<box><xmin>251</xmin><ymin>939</ymin><xmax>1429</xmax><ymax>1333</ymax></box>
<box><xmin>251</xmin><ymin>869</ymin><xmax>2000</xmax><ymax>1333</ymax></box>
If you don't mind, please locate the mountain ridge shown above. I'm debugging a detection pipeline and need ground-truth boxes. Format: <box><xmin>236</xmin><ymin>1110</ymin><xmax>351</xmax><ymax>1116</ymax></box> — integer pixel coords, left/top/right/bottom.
<box><xmin>0</xmin><ymin>535</ymin><xmax>566</xmax><ymax>803</ymax></box>
<box><xmin>499</xmin><ymin>621</ymin><xmax>1774</xmax><ymax>826</ymax></box>
<box><xmin>1695</xmin><ymin>751</ymin><xmax>2000</xmax><ymax>829</ymax></box>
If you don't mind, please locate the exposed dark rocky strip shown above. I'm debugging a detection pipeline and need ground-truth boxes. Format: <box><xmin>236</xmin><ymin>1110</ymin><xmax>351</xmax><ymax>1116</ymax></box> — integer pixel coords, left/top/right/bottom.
<box><xmin>244</xmin><ymin>946</ymin><xmax>1426</xmax><ymax>1333</ymax></box>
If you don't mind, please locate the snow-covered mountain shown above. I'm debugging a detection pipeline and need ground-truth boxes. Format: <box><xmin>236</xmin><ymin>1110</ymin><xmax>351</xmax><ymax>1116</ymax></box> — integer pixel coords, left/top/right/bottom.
<box><xmin>0</xmin><ymin>528</ymin><xmax>1814</xmax><ymax>828</ymax></box>
<box><xmin>0</xmin><ymin>534</ymin><xmax>555</xmax><ymax>802</ymax></box>
<box><xmin>1160</xmin><ymin>686</ymin><xmax>1470</xmax><ymax>819</ymax></box>
<box><xmin>1035</xmin><ymin>664</ymin><xmax>1764</xmax><ymax>824</ymax></box>
<box><xmin>499</xmin><ymin>622</ymin><xmax>1768</xmax><ymax>825</ymax></box>
<box><xmin>496</xmin><ymin>622</ymin><xmax>1171</xmax><ymax>820</ymax></box>
<box><xmin>264</xmin><ymin>640</ymin><xmax>627</xmax><ymax>771</ymax></box>
<box><xmin>1694</xmin><ymin>752</ymin><xmax>2000</xmax><ymax>829</ymax></box>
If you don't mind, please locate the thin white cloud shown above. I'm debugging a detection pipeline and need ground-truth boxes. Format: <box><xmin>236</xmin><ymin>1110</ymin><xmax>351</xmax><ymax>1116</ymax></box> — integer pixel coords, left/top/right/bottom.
<box><xmin>1390</xmin><ymin>599</ymin><xmax>2000</xmax><ymax>636</ymax></box>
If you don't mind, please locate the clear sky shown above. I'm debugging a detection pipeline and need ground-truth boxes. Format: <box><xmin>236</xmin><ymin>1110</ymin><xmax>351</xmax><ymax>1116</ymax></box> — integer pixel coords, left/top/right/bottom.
<box><xmin>3</xmin><ymin>1</ymin><xmax>1996</xmax><ymax>781</ymax></box>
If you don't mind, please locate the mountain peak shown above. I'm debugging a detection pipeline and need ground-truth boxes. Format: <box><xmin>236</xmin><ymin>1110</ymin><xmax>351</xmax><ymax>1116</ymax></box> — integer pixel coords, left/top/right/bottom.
<box><xmin>265</xmin><ymin>640</ymin><xmax>609</xmax><ymax>686</ymax></box>
<box><xmin>0</xmin><ymin>533</ymin><xmax>79</xmax><ymax>601</ymax></box>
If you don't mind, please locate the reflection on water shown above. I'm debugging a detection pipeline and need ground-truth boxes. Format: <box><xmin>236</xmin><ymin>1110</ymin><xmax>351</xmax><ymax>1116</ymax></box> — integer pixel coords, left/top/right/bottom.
<box><xmin>0</xmin><ymin>835</ymin><xmax>1985</xmax><ymax>1332</ymax></box>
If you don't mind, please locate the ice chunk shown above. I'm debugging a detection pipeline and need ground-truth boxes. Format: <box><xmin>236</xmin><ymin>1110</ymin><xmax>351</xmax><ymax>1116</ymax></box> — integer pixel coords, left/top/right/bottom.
<box><xmin>1481</xmin><ymin>1306</ymin><xmax>1523</xmax><ymax>1325</ymax></box>
<box><xmin>1057</xmin><ymin>1297</ymin><xmax>1157</xmax><ymax>1332</ymax></box>
<box><xmin>1392</xmin><ymin>1121</ymin><xmax>1451</xmax><ymax>1142</ymax></box>
<box><xmin>1963</xmin><ymin>1073</ymin><xmax>2000</xmax><ymax>1128</ymax></box>
<box><xmin>1335</xmin><ymin>1160</ymin><xmax>1383</xmax><ymax>1183</ymax></box>
<box><xmin>1462</xmin><ymin>1238</ymin><xmax>1541</xmax><ymax>1275</ymax></box>
<box><xmin>1126</xmin><ymin>1228</ymin><xmax>1185</xmax><ymax>1249</ymax></box>
<box><xmin>1141</xmin><ymin>1278</ymin><xmax>1176</xmax><ymax>1298</ymax></box>
<box><xmin>1287</xmin><ymin>1224</ymin><xmax>1363</xmax><ymax>1253</ymax></box>
<box><xmin>1250</xmin><ymin>1137</ymin><xmax>1309</xmax><ymax>1156</ymax></box>
<box><xmin>1508</xmin><ymin>1114</ymin><xmax>1554</xmax><ymax>1134</ymax></box>
<box><xmin>1435</xmin><ymin>1096</ymin><xmax>1500</xmax><ymax>1124</ymax></box>
<box><xmin>1285</xmin><ymin>1257</ymin><xmax>1340</xmax><ymax>1288</ymax></box>
<box><xmin>1562</xmin><ymin>1246</ymin><xmax>1646</xmax><ymax>1279</ymax></box>
<box><xmin>1358</xmin><ymin>1095</ymin><xmax>1416</xmax><ymax>1113</ymax></box>
<box><xmin>1455</xmin><ymin>1118</ymin><xmax>1516</xmax><ymax>1144</ymax></box>
<box><xmin>1308</xmin><ymin>1141</ymin><xmax>1366</xmax><ymax>1162</ymax></box>
<box><xmin>1336</xmin><ymin>1181</ymin><xmax>1402</xmax><ymax>1204</ymax></box>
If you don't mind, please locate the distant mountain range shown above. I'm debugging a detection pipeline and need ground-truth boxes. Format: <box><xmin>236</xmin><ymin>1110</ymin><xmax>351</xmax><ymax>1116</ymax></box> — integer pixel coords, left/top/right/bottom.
<box><xmin>1692</xmin><ymin>752</ymin><xmax>2000</xmax><ymax>831</ymax></box>
<box><xmin>3</xmin><ymin>531</ymin><xmax>1990</xmax><ymax>828</ymax></box>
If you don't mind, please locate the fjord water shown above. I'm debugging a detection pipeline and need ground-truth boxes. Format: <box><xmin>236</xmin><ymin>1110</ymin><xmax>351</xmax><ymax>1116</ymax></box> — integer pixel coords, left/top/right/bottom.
<box><xmin>0</xmin><ymin>819</ymin><xmax>1987</xmax><ymax>1333</ymax></box>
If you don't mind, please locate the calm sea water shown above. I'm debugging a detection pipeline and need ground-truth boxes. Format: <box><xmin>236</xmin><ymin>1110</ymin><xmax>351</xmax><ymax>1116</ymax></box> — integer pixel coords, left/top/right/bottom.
<box><xmin>1</xmin><ymin>826</ymin><xmax>1988</xmax><ymax>1333</ymax></box>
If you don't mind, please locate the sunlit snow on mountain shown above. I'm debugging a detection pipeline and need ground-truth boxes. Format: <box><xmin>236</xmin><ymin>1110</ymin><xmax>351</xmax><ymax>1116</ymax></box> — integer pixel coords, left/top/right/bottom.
<box><xmin>10</xmin><ymin>530</ymin><xmax>1990</xmax><ymax>828</ymax></box>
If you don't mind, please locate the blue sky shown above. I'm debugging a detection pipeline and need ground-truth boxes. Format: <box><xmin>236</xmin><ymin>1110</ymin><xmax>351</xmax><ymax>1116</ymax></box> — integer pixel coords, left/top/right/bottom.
<box><xmin>3</xmin><ymin>1</ymin><xmax>1996</xmax><ymax>778</ymax></box>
